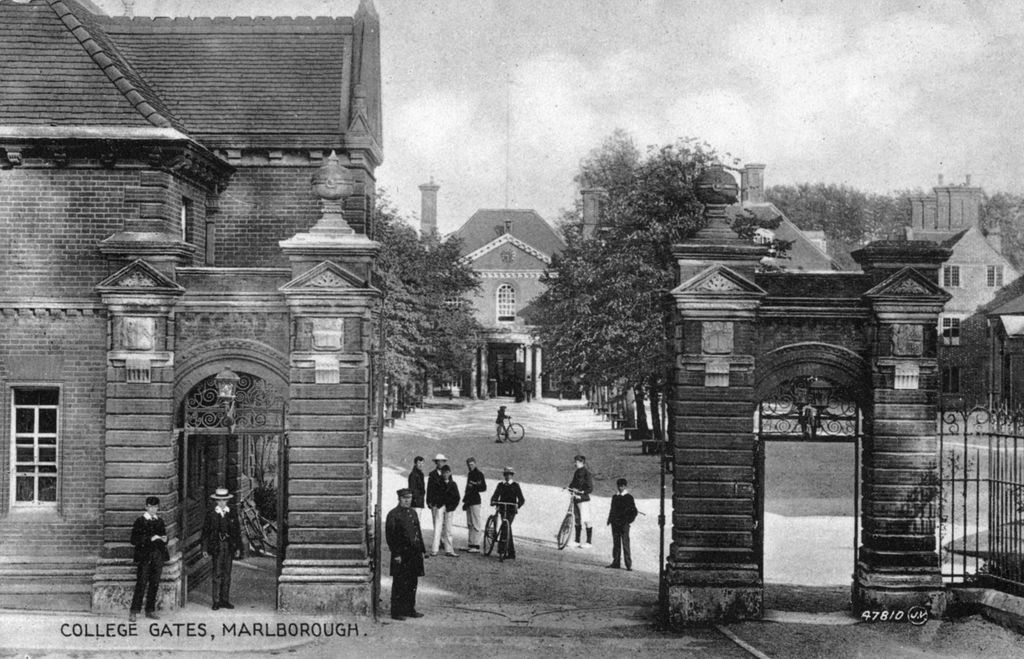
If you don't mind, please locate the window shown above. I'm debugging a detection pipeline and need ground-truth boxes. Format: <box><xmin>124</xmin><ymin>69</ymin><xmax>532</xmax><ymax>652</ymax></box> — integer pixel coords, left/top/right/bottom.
<box><xmin>941</xmin><ymin>317</ymin><xmax>961</xmax><ymax>346</ymax></box>
<box><xmin>12</xmin><ymin>389</ymin><xmax>59</xmax><ymax>505</ymax></box>
<box><xmin>942</xmin><ymin>265</ymin><xmax>961</xmax><ymax>288</ymax></box>
<box><xmin>941</xmin><ymin>366</ymin><xmax>961</xmax><ymax>394</ymax></box>
<box><xmin>987</xmin><ymin>265</ymin><xmax>1004</xmax><ymax>288</ymax></box>
<box><xmin>496</xmin><ymin>284</ymin><xmax>516</xmax><ymax>322</ymax></box>
<box><xmin>180</xmin><ymin>198</ymin><xmax>194</xmax><ymax>243</ymax></box>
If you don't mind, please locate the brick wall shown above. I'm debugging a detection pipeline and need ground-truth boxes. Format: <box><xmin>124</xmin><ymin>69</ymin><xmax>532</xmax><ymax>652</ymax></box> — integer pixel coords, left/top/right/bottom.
<box><xmin>0</xmin><ymin>309</ymin><xmax>107</xmax><ymax>556</ymax></box>
<box><xmin>0</xmin><ymin>168</ymin><xmax>138</xmax><ymax>297</ymax></box>
<box><xmin>214</xmin><ymin>167</ymin><xmax>320</xmax><ymax>268</ymax></box>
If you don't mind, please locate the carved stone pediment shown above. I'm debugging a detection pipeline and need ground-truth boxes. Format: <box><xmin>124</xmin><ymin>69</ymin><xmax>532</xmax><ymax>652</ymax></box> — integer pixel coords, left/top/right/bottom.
<box><xmin>672</xmin><ymin>264</ymin><xmax>766</xmax><ymax>296</ymax></box>
<box><xmin>863</xmin><ymin>267</ymin><xmax>950</xmax><ymax>301</ymax></box>
<box><xmin>279</xmin><ymin>260</ymin><xmax>367</xmax><ymax>292</ymax></box>
<box><xmin>95</xmin><ymin>259</ymin><xmax>184</xmax><ymax>296</ymax></box>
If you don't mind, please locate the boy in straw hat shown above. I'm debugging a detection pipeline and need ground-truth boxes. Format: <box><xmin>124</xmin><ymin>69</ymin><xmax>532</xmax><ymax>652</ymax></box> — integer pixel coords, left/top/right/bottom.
<box><xmin>202</xmin><ymin>487</ymin><xmax>243</xmax><ymax>610</ymax></box>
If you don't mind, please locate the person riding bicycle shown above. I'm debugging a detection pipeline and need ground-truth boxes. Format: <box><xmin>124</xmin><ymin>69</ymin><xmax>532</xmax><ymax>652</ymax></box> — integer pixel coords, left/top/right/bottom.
<box><xmin>490</xmin><ymin>466</ymin><xmax>525</xmax><ymax>559</ymax></box>
<box><xmin>495</xmin><ymin>405</ymin><xmax>509</xmax><ymax>443</ymax></box>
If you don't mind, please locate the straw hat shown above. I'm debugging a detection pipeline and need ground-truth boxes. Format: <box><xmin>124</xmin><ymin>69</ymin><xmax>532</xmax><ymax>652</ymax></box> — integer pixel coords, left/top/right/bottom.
<box><xmin>210</xmin><ymin>487</ymin><xmax>233</xmax><ymax>500</ymax></box>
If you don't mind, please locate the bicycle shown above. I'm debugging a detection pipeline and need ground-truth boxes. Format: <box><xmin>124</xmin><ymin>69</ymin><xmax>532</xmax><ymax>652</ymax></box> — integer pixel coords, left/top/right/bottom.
<box><xmin>483</xmin><ymin>502</ymin><xmax>518</xmax><ymax>561</ymax></box>
<box><xmin>555</xmin><ymin>488</ymin><xmax>583</xmax><ymax>550</ymax></box>
<box><xmin>496</xmin><ymin>416</ymin><xmax>525</xmax><ymax>443</ymax></box>
<box><xmin>240</xmin><ymin>493</ymin><xmax>278</xmax><ymax>557</ymax></box>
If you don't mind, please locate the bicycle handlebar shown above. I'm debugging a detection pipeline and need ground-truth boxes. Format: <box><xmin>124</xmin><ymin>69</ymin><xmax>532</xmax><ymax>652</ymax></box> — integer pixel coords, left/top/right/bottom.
<box><xmin>493</xmin><ymin>501</ymin><xmax>518</xmax><ymax>507</ymax></box>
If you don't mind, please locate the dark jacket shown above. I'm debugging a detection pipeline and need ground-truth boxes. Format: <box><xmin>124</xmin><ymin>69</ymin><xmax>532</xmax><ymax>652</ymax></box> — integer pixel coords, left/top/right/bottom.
<box><xmin>441</xmin><ymin>479</ymin><xmax>461</xmax><ymax>513</ymax></box>
<box><xmin>490</xmin><ymin>481</ymin><xmax>525</xmax><ymax>510</ymax></box>
<box><xmin>569</xmin><ymin>466</ymin><xmax>593</xmax><ymax>502</ymax></box>
<box><xmin>408</xmin><ymin>466</ymin><xmax>426</xmax><ymax>509</ymax></box>
<box><xmin>202</xmin><ymin>505</ymin><xmax>243</xmax><ymax>556</ymax></box>
<box><xmin>130</xmin><ymin>514</ymin><xmax>170</xmax><ymax>563</ymax></box>
<box><xmin>426</xmin><ymin>468</ymin><xmax>446</xmax><ymax>508</ymax></box>
<box><xmin>495</xmin><ymin>408</ymin><xmax>508</xmax><ymax>424</ymax></box>
<box><xmin>385</xmin><ymin>504</ymin><xmax>425</xmax><ymax>577</ymax></box>
<box><xmin>462</xmin><ymin>467</ymin><xmax>487</xmax><ymax>509</ymax></box>
<box><xmin>607</xmin><ymin>492</ymin><xmax>638</xmax><ymax>528</ymax></box>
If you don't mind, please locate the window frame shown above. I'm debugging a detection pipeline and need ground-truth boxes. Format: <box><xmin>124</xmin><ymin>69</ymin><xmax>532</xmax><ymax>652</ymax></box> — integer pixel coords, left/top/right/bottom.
<box><xmin>496</xmin><ymin>283</ymin><xmax>516</xmax><ymax>322</ymax></box>
<box><xmin>940</xmin><ymin>316</ymin><xmax>962</xmax><ymax>346</ymax></box>
<box><xmin>942</xmin><ymin>265</ymin><xmax>961</xmax><ymax>288</ymax></box>
<box><xmin>941</xmin><ymin>366</ymin><xmax>962</xmax><ymax>394</ymax></box>
<box><xmin>987</xmin><ymin>264</ymin><xmax>1004</xmax><ymax>288</ymax></box>
<box><xmin>10</xmin><ymin>386</ymin><xmax>61</xmax><ymax>508</ymax></box>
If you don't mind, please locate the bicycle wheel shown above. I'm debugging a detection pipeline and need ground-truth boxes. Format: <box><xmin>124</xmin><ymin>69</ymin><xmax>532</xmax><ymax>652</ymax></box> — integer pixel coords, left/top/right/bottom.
<box><xmin>243</xmin><ymin>514</ymin><xmax>265</xmax><ymax>555</ymax></box>
<box><xmin>497</xmin><ymin>519</ymin><xmax>512</xmax><ymax>561</ymax></box>
<box><xmin>556</xmin><ymin>512</ymin><xmax>573</xmax><ymax>550</ymax></box>
<box><xmin>506</xmin><ymin>423</ymin><xmax>524</xmax><ymax>443</ymax></box>
<box><xmin>482</xmin><ymin>515</ymin><xmax>498</xmax><ymax>556</ymax></box>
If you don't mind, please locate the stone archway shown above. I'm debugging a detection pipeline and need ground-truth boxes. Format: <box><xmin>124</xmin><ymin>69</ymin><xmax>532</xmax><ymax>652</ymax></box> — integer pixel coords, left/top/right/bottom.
<box><xmin>666</xmin><ymin>166</ymin><xmax>951</xmax><ymax>626</ymax></box>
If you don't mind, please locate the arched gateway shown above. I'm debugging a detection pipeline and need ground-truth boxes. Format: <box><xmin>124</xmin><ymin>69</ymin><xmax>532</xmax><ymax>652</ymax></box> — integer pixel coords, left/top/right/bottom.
<box><xmin>667</xmin><ymin>166</ymin><xmax>953</xmax><ymax>625</ymax></box>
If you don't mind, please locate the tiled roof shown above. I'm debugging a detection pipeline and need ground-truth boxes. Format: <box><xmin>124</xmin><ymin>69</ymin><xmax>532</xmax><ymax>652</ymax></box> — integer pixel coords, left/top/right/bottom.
<box><xmin>451</xmin><ymin>209</ymin><xmax>566</xmax><ymax>258</ymax></box>
<box><xmin>729</xmin><ymin>204</ymin><xmax>843</xmax><ymax>272</ymax></box>
<box><xmin>102</xmin><ymin>15</ymin><xmax>353</xmax><ymax>148</ymax></box>
<box><xmin>0</xmin><ymin>0</ymin><xmax>182</xmax><ymax>130</ymax></box>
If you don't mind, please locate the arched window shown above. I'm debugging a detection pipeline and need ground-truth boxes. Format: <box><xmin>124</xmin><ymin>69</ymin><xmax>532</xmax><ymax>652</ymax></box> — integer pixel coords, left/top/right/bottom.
<box><xmin>496</xmin><ymin>284</ymin><xmax>516</xmax><ymax>322</ymax></box>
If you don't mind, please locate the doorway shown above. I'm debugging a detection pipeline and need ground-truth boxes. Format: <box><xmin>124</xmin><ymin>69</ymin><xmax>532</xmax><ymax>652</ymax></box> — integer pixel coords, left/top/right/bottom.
<box><xmin>176</xmin><ymin>371</ymin><xmax>287</xmax><ymax>610</ymax></box>
<box><xmin>756</xmin><ymin>376</ymin><xmax>862</xmax><ymax>613</ymax></box>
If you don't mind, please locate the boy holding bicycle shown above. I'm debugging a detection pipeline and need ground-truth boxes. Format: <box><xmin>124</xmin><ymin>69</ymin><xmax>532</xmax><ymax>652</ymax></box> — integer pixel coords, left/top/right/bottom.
<box><xmin>495</xmin><ymin>405</ymin><xmax>508</xmax><ymax>442</ymax></box>
<box><xmin>490</xmin><ymin>467</ymin><xmax>525</xmax><ymax>559</ymax></box>
<box><xmin>569</xmin><ymin>455</ymin><xmax>594</xmax><ymax>548</ymax></box>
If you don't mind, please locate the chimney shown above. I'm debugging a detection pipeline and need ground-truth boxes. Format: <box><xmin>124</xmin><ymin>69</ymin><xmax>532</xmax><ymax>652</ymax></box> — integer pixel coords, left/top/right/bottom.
<box><xmin>989</xmin><ymin>221</ymin><xmax>1003</xmax><ymax>255</ymax></box>
<box><xmin>581</xmin><ymin>188</ymin><xmax>608</xmax><ymax>238</ymax></box>
<box><xmin>741</xmin><ymin>163</ymin><xmax>766</xmax><ymax>205</ymax></box>
<box><xmin>910</xmin><ymin>195</ymin><xmax>926</xmax><ymax>229</ymax></box>
<box><xmin>938</xmin><ymin>174</ymin><xmax>944</xmax><ymax>186</ymax></box>
<box><xmin>418</xmin><ymin>178</ymin><xmax>439</xmax><ymax>236</ymax></box>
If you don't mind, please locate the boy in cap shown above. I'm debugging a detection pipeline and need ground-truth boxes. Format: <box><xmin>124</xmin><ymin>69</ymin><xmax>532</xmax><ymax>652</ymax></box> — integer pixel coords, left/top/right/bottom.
<box><xmin>606</xmin><ymin>478</ymin><xmax>638</xmax><ymax>570</ymax></box>
<box><xmin>202</xmin><ymin>487</ymin><xmax>243</xmax><ymax>610</ymax></box>
<box><xmin>426</xmin><ymin>454</ymin><xmax>448</xmax><ymax>555</ymax></box>
<box><xmin>438</xmin><ymin>465</ymin><xmax>460</xmax><ymax>557</ymax></box>
<box><xmin>490</xmin><ymin>467</ymin><xmax>525</xmax><ymax>559</ymax></box>
<box><xmin>385</xmin><ymin>488</ymin><xmax>427</xmax><ymax>620</ymax></box>
<box><xmin>568</xmin><ymin>455</ymin><xmax>594</xmax><ymax>548</ymax></box>
<box><xmin>129</xmin><ymin>495</ymin><xmax>169</xmax><ymax>621</ymax></box>
<box><xmin>408</xmin><ymin>456</ymin><xmax>426</xmax><ymax>524</ymax></box>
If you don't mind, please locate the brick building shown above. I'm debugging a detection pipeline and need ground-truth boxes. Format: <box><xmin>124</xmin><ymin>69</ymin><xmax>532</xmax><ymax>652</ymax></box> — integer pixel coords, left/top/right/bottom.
<box><xmin>0</xmin><ymin>0</ymin><xmax>383</xmax><ymax>614</ymax></box>
<box><xmin>904</xmin><ymin>177</ymin><xmax>1019</xmax><ymax>406</ymax></box>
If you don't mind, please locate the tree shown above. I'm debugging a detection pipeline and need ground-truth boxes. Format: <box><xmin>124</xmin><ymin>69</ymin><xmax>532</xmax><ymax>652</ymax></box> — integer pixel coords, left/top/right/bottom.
<box><xmin>982</xmin><ymin>192</ymin><xmax>1024</xmax><ymax>272</ymax></box>
<box><xmin>374</xmin><ymin>194</ymin><xmax>482</xmax><ymax>402</ymax></box>
<box><xmin>533</xmin><ymin>133</ymin><xmax>758</xmax><ymax>439</ymax></box>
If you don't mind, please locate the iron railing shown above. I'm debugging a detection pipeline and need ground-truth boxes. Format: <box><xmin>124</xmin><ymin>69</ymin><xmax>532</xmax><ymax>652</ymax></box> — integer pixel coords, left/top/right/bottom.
<box><xmin>940</xmin><ymin>405</ymin><xmax>1024</xmax><ymax>596</ymax></box>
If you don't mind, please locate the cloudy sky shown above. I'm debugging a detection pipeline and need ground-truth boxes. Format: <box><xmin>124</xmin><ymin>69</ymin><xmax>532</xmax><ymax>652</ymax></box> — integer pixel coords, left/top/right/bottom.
<box><xmin>95</xmin><ymin>0</ymin><xmax>1024</xmax><ymax>233</ymax></box>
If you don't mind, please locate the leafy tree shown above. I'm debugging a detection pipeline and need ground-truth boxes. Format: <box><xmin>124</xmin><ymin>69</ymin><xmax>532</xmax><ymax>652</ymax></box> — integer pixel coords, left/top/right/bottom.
<box><xmin>374</xmin><ymin>193</ymin><xmax>481</xmax><ymax>402</ymax></box>
<box><xmin>982</xmin><ymin>192</ymin><xmax>1024</xmax><ymax>272</ymax></box>
<box><xmin>534</xmin><ymin>133</ymin><xmax>764</xmax><ymax>438</ymax></box>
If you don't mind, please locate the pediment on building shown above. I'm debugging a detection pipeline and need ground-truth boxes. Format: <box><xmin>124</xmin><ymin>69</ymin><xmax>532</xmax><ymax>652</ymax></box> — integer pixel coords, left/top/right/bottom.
<box><xmin>279</xmin><ymin>260</ymin><xmax>367</xmax><ymax>292</ymax></box>
<box><xmin>95</xmin><ymin>259</ymin><xmax>184</xmax><ymax>295</ymax></box>
<box><xmin>672</xmin><ymin>264</ymin><xmax>766</xmax><ymax>296</ymax></box>
<box><xmin>863</xmin><ymin>267</ymin><xmax>951</xmax><ymax>301</ymax></box>
<box><xmin>463</xmin><ymin>233</ymin><xmax>552</xmax><ymax>267</ymax></box>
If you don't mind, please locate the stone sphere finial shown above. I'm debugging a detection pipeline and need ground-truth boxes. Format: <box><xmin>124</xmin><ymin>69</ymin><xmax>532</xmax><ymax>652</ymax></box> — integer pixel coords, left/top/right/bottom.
<box><xmin>311</xmin><ymin>151</ymin><xmax>354</xmax><ymax>201</ymax></box>
<box><xmin>694</xmin><ymin>164</ymin><xmax>739</xmax><ymax>206</ymax></box>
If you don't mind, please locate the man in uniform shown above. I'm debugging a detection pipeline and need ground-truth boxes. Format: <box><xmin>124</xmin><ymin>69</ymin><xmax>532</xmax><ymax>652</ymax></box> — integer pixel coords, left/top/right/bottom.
<box><xmin>128</xmin><ymin>495</ymin><xmax>169</xmax><ymax>621</ymax></box>
<box><xmin>202</xmin><ymin>487</ymin><xmax>243</xmax><ymax>610</ymax></box>
<box><xmin>385</xmin><ymin>488</ymin><xmax>427</xmax><ymax>620</ymax></box>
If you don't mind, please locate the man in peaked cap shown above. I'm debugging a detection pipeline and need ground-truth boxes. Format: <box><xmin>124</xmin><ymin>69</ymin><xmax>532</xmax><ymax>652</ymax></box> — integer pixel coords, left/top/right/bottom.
<box><xmin>202</xmin><ymin>487</ymin><xmax>243</xmax><ymax>610</ymax></box>
<box><xmin>426</xmin><ymin>453</ymin><xmax>449</xmax><ymax>555</ymax></box>
<box><xmin>385</xmin><ymin>488</ymin><xmax>426</xmax><ymax>620</ymax></box>
<box><xmin>489</xmin><ymin>467</ymin><xmax>525</xmax><ymax>559</ymax></box>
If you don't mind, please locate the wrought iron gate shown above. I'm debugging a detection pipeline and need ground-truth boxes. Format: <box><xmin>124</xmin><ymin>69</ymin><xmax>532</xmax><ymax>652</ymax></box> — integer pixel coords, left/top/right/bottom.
<box><xmin>756</xmin><ymin>376</ymin><xmax>862</xmax><ymax>582</ymax></box>
<box><xmin>177</xmin><ymin>373</ymin><xmax>287</xmax><ymax>600</ymax></box>
<box><xmin>940</xmin><ymin>405</ymin><xmax>1024</xmax><ymax>596</ymax></box>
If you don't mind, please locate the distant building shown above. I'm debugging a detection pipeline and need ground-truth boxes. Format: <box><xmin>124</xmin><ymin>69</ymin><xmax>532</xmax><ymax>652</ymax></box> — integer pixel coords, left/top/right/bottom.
<box><xmin>904</xmin><ymin>176</ymin><xmax>1019</xmax><ymax>406</ymax></box>
<box><xmin>418</xmin><ymin>184</ymin><xmax>566</xmax><ymax>398</ymax></box>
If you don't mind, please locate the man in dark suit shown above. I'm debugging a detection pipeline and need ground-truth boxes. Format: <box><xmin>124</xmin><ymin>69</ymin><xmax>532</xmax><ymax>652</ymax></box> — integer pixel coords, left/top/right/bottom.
<box><xmin>202</xmin><ymin>487</ymin><xmax>243</xmax><ymax>610</ymax></box>
<box><xmin>385</xmin><ymin>488</ymin><xmax>426</xmax><ymax>620</ymax></box>
<box><xmin>129</xmin><ymin>495</ymin><xmax>169</xmax><ymax>622</ymax></box>
<box><xmin>490</xmin><ymin>467</ymin><xmax>525</xmax><ymax>559</ymax></box>
<box><xmin>606</xmin><ymin>478</ymin><xmax>639</xmax><ymax>570</ymax></box>
<box><xmin>408</xmin><ymin>455</ymin><xmax>426</xmax><ymax>524</ymax></box>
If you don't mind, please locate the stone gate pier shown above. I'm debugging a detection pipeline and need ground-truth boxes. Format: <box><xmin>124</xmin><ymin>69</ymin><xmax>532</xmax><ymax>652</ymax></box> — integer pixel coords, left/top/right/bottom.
<box><xmin>667</xmin><ymin>165</ymin><xmax>951</xmax><ymax>625</ymax></box>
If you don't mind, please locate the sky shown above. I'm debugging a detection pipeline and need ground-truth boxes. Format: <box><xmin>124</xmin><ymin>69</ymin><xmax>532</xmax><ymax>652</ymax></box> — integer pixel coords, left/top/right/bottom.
<box><xmin>93</xmin><ymin>0</ymin><xmax>1024</xmax><ymax>234</ymax></box>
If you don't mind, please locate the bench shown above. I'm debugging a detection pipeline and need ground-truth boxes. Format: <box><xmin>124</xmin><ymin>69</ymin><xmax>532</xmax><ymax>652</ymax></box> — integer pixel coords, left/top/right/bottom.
<box><xmin>383</xmin><ymin>417</ymin><xmax>395</xmax><ymax>428</ymax></box>
<box><xmin>611</xmin><ymin>415</ymin><xmax>628</xmax><ymax>429</ymax></box>
<box><xmin>624</xmin><ymin>428</ymin><xmax>652</xmax><ymax>441</ymax></box>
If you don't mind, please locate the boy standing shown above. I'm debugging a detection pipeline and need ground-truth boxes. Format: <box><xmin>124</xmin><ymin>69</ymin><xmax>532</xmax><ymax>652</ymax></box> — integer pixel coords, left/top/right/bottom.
<box><xmin>202</xmin><ymin>487</ymin><xmax>243</xmax><ymax>610</ymax></box>
<box><xmin>128</xmin><ymin>495</ymin><xmax>169</xmax><ymax>621</ymax></box>
<box><xmin>408</xmin><ymin>455</ymin><xmax>426</xmax><ymax>523</ymax></box>
<box><xmin>606</xmin><ymin>478</ymin><xmax>638</xmax><ymax>570</ymax></box>
<box><xmin>462</xmin><ymin>457</ymin><xmax>487</xmax><ymax>553</ymax></box>
<box><xmin>426</xmin><ymin>453</ymin><xmax>448</xmax><ymax>555</ymax></box>
<box><xmin>495</xmin><ymin>406</ymin><xmax>508</xmax><ymax>442</ymax></box>
<box><xmin>438</xmin><ymin>465</ymin><xmax>461</xmax><ymax>557</ymax></box>
<box><xmin>490</xmin><ymin>467</ymin><xmax>525</xmax><ymax>559</ymax></box>
<box><xmin>568</xmin><ymin>455</ymin><xmax>594</xmax><ymax>548</ymax></box>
